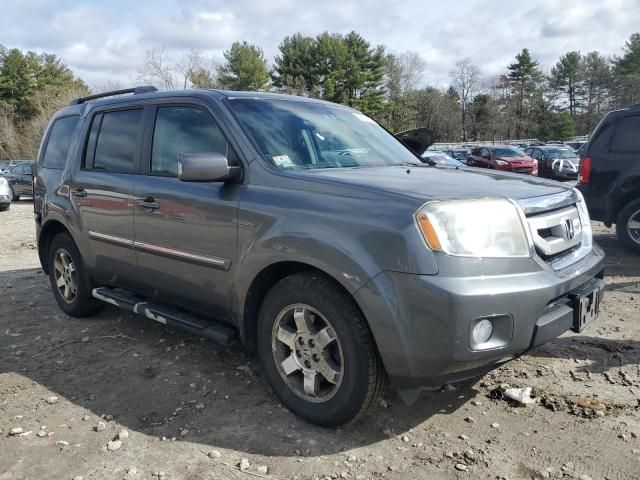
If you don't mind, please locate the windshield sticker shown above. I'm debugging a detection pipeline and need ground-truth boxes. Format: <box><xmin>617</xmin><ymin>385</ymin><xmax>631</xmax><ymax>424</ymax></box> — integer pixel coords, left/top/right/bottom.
<box><xmin>352</xmin><ymin>112</ymin><xmax>376</xmax><ymax>124</ymax></box>
<box><xmin>272</xmin><ymin>154</ymin><xmax>295</xmax><ymax>168</ymax></box>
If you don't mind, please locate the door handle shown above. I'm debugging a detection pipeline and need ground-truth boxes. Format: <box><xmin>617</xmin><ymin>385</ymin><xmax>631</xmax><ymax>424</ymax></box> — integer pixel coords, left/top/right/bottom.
<box><xmin>71</xmin><ymin>188</ymin><xmax>87</xmax><ymax>198</ymax></box>
<box><xmin>137</xmin><ymin>197</ymin><xmax>160</xmax><ymax>210</ymax></box>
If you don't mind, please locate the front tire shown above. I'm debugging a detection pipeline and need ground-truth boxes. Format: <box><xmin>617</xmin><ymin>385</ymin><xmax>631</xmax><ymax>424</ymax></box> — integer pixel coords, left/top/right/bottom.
<box><xmin>257</xmin><ymin>273</ymin><xmax>386</xmax><ymax>427</ymax></box>
<box><xmin>616</xmin><ymin>199</ymin><xmax>640</xmax><ymax>254</ymax></box>
<box><xmin>10</xmin><ymin>186</ymin><xmax>19</xmax><ymax>201</ymax></box>
<box><xmin>48</xmin><ymin>233</ymin><xmax>103</xmax><ymax>317</ymax></box>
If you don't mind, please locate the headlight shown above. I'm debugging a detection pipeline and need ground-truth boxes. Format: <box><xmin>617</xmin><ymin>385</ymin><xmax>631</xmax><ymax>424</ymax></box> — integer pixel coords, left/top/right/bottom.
<box><xmin>415</xmin><ymin>199</ymin><xmax>531</xmax><ymax>257</ymax></box>
<box><xmin>495</xmin><ymin>159</ymin><xmax>509</xmax><ymax>166</ymax></box>
<box><xmin>0</xmin><ymin>176</ymin><xmax>7</xmax><ymax>186</ymax></box>
<box><xmin>574</xmin><ymin>189</ymin><xmax>592</xmax><ymax>250</ymax></box>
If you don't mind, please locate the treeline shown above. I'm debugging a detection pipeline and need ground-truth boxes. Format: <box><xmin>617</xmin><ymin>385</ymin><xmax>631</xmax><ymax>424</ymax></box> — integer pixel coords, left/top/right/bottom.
<box><xmin>2</xmin><ymin>32</ymin><xmax>640</xmax><ymax>159</ymax></box>
<box><xmin>0</xmin><ymin>46</ymin><xmax>88</xmax><ymax>159</ymax></box>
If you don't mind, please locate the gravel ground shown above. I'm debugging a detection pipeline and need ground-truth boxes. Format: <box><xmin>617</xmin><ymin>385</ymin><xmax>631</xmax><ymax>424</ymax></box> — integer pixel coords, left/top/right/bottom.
<box><xmin>1</xmin><ymin>200</ymin><xmax>639</xmax><ymax>480</ymax></box>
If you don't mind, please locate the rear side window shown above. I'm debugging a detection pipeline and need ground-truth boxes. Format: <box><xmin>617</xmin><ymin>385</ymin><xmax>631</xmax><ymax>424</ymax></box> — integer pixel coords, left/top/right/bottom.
<box><xmin>42</xmin><ymin>116</ymin><xmax>79</xmax><ymax>169</ymax></box>
<box><xmin>151</xmin><ymin>106</ymin><xmax>234</xmax><ymax>176</ymax></box>
<box><xmin>611</xmin><ymin>115</ymin><xmax>640</xmax><ymax>153</ymax></box>
<box><xmin>93</xmin><ymin>109</ymin><xmax>143</xmax><ymax>172</ymax></box>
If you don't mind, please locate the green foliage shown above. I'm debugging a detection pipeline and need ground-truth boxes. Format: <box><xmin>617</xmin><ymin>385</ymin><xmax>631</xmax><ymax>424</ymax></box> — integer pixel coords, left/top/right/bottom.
<box><xmin>188</xmin><ymin>66</ymin><xmax>216</xmax><ymax>89</ymax></box>
<box><xmin>0</xmin><ymin>46</ymin><xmax>85</xmax><ymax>122</ymax></box>
<box><xmin>217</xmin><ymin>41</ymin><xmax>270</xmax><ymax>91</ymax></box>
<box><xmin>613</xmin><ymin>33</ymin><xmax>640</xmax><ymax>105</ymax></box>
<box><xmin>272</xmin><ymin>31</ymin><xmax>386</xmax><ymax>116</ymax></box>
<box><xmin>614</xmin><ymin>33</ymin><xmax>640</xmax><ymax>75</ymax></box>
<box><xmin>506</xmin><ymin>48</ymin><xmax>544</xmax><ymax>137</ymax></box>
<box><xmin>550</xmin><ymin>51</ymin><xmax>583</xmax><ymax>115</ymax></box>
<box><xmin>273</xmin><ymin>34</ymin><xmax>319</xmax><ymax>95</ymax></box>
<box><xmin>537</xmin><ymin>111</ymin><xmax>576</xmax><ymax>141</ymax></box>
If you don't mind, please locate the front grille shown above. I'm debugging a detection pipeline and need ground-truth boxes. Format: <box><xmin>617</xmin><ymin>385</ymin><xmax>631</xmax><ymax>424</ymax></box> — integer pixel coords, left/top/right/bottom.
<box><xmin>526</xmin><ymin>205</ymin><xmax>582</xmax><ymax>263</ymax></box>
<box><xmin>514</xmin><ymin>167</ymin><xmax>532</xmax><ymax>174</ymax></box>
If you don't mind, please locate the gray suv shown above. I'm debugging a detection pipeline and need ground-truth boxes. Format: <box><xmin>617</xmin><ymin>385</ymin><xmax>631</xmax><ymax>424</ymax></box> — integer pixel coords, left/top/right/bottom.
<box><xmin>34</xmin><ymin>87</ymin><xmax>605</xmax><ymax>426</ymax></box>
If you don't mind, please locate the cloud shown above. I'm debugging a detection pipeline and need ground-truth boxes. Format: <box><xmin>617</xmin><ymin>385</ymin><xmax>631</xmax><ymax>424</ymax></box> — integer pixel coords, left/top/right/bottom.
<box><xmin>1</xmin><ymin>0</ymin><xmax>638</xmax><ymax>89</ymax></box>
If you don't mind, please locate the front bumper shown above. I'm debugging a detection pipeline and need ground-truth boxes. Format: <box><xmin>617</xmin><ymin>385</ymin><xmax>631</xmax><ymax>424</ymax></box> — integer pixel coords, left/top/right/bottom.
<box><xmin>354</xmin><ymin>244</ymin><xmax>606</xmax><ymax>390</ymax></box>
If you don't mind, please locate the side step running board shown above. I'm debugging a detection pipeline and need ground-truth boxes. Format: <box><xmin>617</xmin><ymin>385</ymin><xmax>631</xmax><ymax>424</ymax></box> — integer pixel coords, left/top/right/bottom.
<box><xmin>92</xmin><ymin>287</ymin><xmax>236</xmax><ymax>345</ymax></box>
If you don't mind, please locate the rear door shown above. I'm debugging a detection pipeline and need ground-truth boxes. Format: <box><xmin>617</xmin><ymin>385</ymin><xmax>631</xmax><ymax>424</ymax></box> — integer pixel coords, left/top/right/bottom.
<box><xmin>69</xmin><ymin>106</ymin><xmax>145</xmax><ymax>286</ymax></box>
<box><xmin>132</xmin><ymin>100</ymin><xmax>245</xmax><ymax>320</ymax></box>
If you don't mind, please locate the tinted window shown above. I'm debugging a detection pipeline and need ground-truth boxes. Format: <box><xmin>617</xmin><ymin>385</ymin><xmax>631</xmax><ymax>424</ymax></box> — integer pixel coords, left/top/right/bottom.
<box><xmin>611</xmin><ymin>115</ymin><xmax>640</xmax><ymax>153</ymax></box>
<box><xmin>42</xmin><ymin>116</ymin><xmax>79</xmax><ymax>169</ymax></box>
<box><xmin>94</xmin><ymin>109</ymin><xmax>143</xmax><ymax>172</ymax></box>
<box><xmin>545</xmin><ymin>148</ymin><xmax>577</xmax><ymax>159</ymax></box>
<box><xmin>151</xmin><ymin>107</ymin><xmax>232</xmax><ymax>176</ymax></box>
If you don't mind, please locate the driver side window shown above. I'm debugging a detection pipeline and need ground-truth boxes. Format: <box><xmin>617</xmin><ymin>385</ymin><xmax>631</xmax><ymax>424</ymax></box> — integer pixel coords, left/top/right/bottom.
<box><xmin>151</xmin><ymin>106</ymin><xmax>237</xmax><ymax>176</ymax></box>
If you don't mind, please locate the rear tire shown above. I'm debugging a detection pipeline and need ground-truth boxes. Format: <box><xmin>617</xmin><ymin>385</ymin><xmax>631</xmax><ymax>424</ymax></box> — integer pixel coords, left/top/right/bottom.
<box><xmin>47</xmin><ymin>232</ymin><xmax>103</xmax><ymax>317</ymax></box>
<box><xmin>257</xmin><ymin>272</ymin><xmax>386</xmax><ymax>427</ymax></box>
<box><xmin>616</xmin><ymin>199</ymin><xmax>640</xmax><ymax>254</ymax></box>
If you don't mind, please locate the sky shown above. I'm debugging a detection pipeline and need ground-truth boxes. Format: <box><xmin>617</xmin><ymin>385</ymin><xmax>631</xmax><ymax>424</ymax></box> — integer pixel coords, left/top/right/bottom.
<box><xmin>2</xmin><ymin>0</ymin><xmax>639</xmax><ymax>89</ymax></box>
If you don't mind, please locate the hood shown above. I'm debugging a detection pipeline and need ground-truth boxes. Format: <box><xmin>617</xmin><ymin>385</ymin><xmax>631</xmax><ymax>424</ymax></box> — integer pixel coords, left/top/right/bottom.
<box><xmin>394</xmin><ymin>128</ymin><xmax>434</xmax><ymax>156</ymax></box>
<box><xmin>301</xmin><ymin>165</ymin><xmax>568</xmax><ymax>201</ymax></box>
<box><xmin>496</xmin><ymin>156</ymin><xmax>534</xmax><ymax>164</ymax></box>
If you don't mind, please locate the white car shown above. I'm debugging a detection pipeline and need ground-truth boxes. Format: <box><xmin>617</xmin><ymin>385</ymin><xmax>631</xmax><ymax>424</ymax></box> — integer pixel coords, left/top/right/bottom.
<box><xmin>0</xmin><ymin>176</ymin><xmax>11</xmax><ymax>211</ymax></box>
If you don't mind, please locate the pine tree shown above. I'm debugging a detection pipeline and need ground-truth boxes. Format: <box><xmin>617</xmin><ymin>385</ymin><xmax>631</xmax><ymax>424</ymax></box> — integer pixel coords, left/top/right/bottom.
<box><xmin>217</xmin><ymin>41</ymin><xmax>270</xmax><ymax>91</ymax></box>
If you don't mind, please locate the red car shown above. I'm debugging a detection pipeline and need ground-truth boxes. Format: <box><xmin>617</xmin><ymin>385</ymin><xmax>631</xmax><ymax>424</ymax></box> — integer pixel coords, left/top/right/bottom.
<box><xmin>467</xmin><ymin>145</ymin><xmax>538</xmax><ymax>176</ymax></box>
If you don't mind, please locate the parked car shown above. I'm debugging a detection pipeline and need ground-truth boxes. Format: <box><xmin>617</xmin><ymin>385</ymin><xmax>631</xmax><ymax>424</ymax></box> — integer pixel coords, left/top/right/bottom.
<box><xmin>578</xmin><ymin>105</ymin><xmax>640</xmax><ymax>253</ymax></box>
<box><xmin>466</xmin><ymin>145</ymin><xmax>538</xmax><ymax>175</ymax></box>
<box><xmin>35</xmin><ymin>87</ymin><xmax>605</xmax><ymax>426</ymax></box>
<box><xmin>0</xmin><ymin>159</ymin><xmax>24</xmax><ymax>175</ymax></box>
<box><xmin>3</xmin><ymin>161</ymin><xmax>35</xmax><ymax>200</ymax></box>
<box><xmin>564</xmin><ymin>141</ymin><xmax>586</xmax><ymax>151</ymax></box>
<box><xmin>525</xmin><ymin>145</ymin><xmax>579</xmax><ymax>180</ymax></box>
<box><xmin>421</xmin><ymin>150</ymin><xmax>465</xmax><ymax>168</ymax></box>
<box><xmin>445</xmin><ymin>148</ymin><xmax>470</xmax><ymax>163</ymax></box>
<box><xmin>0</xmin><ymin>175</ymin><xmax>11</xmax><ymax>210</ymax></box>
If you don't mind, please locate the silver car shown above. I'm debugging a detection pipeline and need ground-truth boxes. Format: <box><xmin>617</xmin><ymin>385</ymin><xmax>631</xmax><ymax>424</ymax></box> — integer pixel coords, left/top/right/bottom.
<box><xmin>0</xmin><ymin>175</ymin><xmax>11</xmax><ymax>211</ymax></box>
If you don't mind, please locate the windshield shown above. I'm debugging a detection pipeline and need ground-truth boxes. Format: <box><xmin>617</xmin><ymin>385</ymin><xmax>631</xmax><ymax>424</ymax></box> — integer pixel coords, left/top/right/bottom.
<box><xmin>423</xmin><ymin>152</ymin><xmax>463</xmax><ymax>167</ymax></box>
<box><xmin>491</xmin><ymin>147</ymin><xmax>526</xmax><ymax>157</ymax></box>
<box><xmin>545</xmin><ymin>148</ymin><xmax>577</xmax><ymax>159</ymax></box>
<box><xmin>228</xmin><ymin>98</ymin><xmax>422</xmax><ymax>169</ymax></box>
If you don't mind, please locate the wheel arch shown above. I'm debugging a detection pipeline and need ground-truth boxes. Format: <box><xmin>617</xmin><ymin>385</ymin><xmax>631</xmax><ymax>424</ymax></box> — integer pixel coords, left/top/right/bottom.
<box><xmin>608</xmin><ymin>176</ymin><xmax>640</xmax><ymax>225</ymax></box>
<box><xmin>38</xmin><ymin>219</ymin><xmax>74</xmax><ymax>274</ymax></box>
<box><xmin>240</xmin><ymin>261</ymin><xmax>371</xmax><ymax>353</ymax></box>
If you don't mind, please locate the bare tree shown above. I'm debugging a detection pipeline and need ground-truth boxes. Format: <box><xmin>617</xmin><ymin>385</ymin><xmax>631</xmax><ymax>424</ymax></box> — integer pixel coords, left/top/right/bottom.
<box><xmin>384</xmin><ymin>51</ymin><xmax>426</xmax><ymax>131</ymax></box>
<box><xmin>449</xmin><ymin>58</ymin><xmax>481</xmax><ymax>141</ymax></box>
<box><xmin>177</xmin><ymin>50</ymin><xmax>206</xmax><ymax>89</ymax></box>
<box><xmin>137</xmin><ymin>46</ymin><xmax>177</xmax><ymax>90</ymax></box>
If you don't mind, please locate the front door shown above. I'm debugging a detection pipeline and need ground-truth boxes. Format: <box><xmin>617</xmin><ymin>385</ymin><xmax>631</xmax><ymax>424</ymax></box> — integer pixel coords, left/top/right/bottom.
<box><xmin>132</xmin><ymin>104</ymin><xmax>244</xmax><ymax>320</ymax></box>
<box><xmin>70</xmin><ymin>107</ymin><xmax>144</xmax><ymax>286</ymax></box>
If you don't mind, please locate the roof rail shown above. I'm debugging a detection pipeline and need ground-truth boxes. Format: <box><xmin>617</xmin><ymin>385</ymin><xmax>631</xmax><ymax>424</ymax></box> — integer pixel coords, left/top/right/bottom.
<box><xmin>69</xmin><ymin>86</ymin><xmax>159</xmax><ymax>106</ymax></box>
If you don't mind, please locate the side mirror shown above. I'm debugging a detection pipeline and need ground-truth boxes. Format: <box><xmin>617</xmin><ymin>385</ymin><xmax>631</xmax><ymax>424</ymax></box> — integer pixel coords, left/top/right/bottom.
<box><xmin>178</xmin><ymin>152</ymin><xmax>241</xmax><ymax>183</ymax></box>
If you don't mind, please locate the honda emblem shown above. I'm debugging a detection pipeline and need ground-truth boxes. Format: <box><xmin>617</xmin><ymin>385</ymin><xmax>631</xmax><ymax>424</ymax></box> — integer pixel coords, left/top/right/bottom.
<box><xmin>563</xmin><ymin>218</ymin><xmax>575</xmax><ymax>240</ymax></box>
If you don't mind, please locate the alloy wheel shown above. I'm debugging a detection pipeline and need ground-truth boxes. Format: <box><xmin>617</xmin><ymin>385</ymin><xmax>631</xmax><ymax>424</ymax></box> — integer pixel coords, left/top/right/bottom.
<box><xmin>271</xmin><ymin>304</ymin><xmax>344</xmax><ymax>403</ymax></box>
<box><xmin>53</xmin><ymin>248</ymin><xmax>77</xmax><ymax>303</ymax></box>
<box><xmin>627</xmin><ymin>209</ymin><xmax>640</xmax><ymax>245</ymax></box>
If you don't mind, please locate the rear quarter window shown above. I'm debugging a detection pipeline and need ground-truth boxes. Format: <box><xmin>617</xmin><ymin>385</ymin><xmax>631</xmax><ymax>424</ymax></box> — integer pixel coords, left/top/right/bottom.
<box><xmin>41</xmin><ymin>116</ymin><xmax>79</xmax><ymax>169</ymax></box>
<box><xmin>611</xmin><ymin>115</ymin><xmax>640</xmax><ymax>153</ymax></box>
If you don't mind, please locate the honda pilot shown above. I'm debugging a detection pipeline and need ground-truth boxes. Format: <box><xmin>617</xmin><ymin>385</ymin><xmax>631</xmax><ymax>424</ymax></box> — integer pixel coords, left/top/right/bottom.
<box><xmin>34</xmin><ymin>87</ymin><xmax>605</xmax><ymax>426</ymax></box>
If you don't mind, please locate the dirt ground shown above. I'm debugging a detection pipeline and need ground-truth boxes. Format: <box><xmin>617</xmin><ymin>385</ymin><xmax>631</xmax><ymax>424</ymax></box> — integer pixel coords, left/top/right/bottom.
<box><xmin>1</xmin><ymin>200</ymin><xmax>639</xmax><ymax>480</ymax></box>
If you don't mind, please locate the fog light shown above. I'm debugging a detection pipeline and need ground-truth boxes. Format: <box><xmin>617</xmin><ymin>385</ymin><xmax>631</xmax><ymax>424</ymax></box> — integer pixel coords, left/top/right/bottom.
<box><xmin>472</xmin><ymin>319</ymin><xmax>493</xmax><ymax>344</ymax></box>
